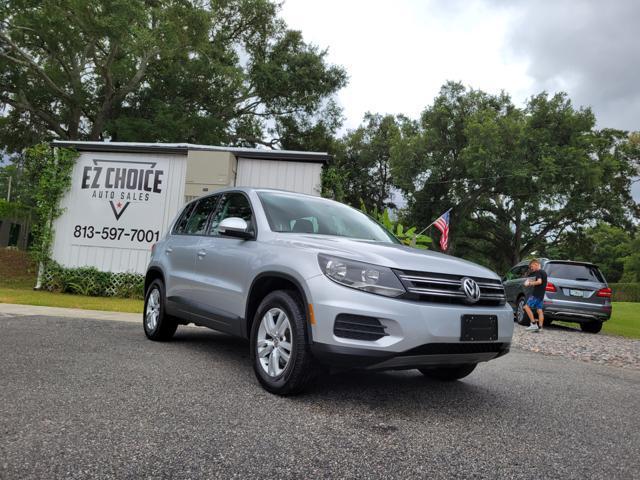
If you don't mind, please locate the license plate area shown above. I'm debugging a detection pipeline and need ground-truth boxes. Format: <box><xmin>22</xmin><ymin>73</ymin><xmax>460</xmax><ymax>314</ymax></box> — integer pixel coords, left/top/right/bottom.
<box><xmin>569</xmin><ymin>289</ymin><xmax>583</xmax><ymax>297</ymax></box>
<box><xmin>461</xmin><ymin>315</ymin><xmax>498</xmax><ymax>341</ymax></box>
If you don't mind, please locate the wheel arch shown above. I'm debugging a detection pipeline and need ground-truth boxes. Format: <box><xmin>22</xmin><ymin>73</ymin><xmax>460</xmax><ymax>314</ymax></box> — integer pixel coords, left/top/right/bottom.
<box><xmin>144</xmin><ymin>267</ymin><xmax>165</xmax><ymax>294</ymax></box>
<box><xmin>244</xmin><ymin>272</ymin><xmax>312</xmax><ymax>343</ymax></box>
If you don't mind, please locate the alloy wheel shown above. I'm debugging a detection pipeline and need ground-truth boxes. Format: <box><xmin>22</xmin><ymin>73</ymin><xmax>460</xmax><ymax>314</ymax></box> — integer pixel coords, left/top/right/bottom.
<box><xmin>145</xmin><ymin>287</ymin><xmax>160</xmax><ymax>332</ymax></box>
<box><xmin>516</xmin><ymin>298</ymin><xmax>525</xmax><ymax>323</ymax></box>
<box><xmin>256</xmin><ymin>308</ymin><xmax>293</xmax><ymax>377</ymax></box>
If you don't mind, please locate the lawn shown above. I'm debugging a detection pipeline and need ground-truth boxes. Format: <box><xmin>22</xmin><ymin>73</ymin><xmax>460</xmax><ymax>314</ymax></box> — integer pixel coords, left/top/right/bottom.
<box><xmin>0</xmin><ymin>249</ymin><xmax>143</xmax><ymax>313</ymax></box>
<box><xmin>596</xmin><ymin>302</ymin><xmax>639</xmax><ymax>338</ymax></box>
<box><xmin>543</xmin><ymin>302</ymin><xmax>639</xmax><ymax>338</ymax></box>
<box><xmin>0</xmin><ymin>287</ymin><xmax>143</xmax><ymax>313</ymax></box>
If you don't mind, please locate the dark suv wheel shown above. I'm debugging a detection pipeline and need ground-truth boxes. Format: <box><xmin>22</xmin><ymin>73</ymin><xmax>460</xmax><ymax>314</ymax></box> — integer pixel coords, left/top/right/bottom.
<box><xmin>515</xmin><ymin>296</ymin><xmax>530</xmax><ymax>326</ymax></box>
<box><xmin>143</xmin><ymin>279</ymin><xmax>178</xmax><ymax>341</ymax></box>
<box><xmin>580</xmin><ymin>321</ymin><xmax>603</xmax><ymax>334</ymax></box>
<box><xmin>250</xmin><ymin>290</ymin><xmax>318</xmax><ymax>395</ymax></box>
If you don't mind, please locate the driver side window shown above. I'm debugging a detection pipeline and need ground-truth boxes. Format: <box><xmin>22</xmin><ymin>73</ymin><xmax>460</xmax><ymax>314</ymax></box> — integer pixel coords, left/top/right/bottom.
<box><xmin>505</xmin><ymin>265</ymin><xmax>527</xmax><ymax>281</ymax></box>
<box><xmin>208</xmin><ymin>192</ymin><xmax>253</xmax><ymax>237</ymax></box>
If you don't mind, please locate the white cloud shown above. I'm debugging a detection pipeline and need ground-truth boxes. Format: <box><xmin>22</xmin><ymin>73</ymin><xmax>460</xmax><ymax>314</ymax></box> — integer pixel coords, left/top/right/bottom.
<box><xmin>281</xmin><ymin>0</ymin><xmax>533</xmax><ymax>130</ymax></box>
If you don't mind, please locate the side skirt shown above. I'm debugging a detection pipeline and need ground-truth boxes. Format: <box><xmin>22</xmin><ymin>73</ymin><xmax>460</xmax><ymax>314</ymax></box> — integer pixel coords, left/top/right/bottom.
<box><xmin>167</xmin><ymin>296</ymin><xmax>243</xmax><ymax>337</ymax></box>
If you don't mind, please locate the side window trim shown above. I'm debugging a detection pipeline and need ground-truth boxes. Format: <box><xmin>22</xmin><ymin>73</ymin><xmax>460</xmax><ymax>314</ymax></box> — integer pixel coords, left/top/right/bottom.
<box><xmin>203</xmin><ymin>194</ymin><xmax>223</xmax><ymax>236</ymax></box>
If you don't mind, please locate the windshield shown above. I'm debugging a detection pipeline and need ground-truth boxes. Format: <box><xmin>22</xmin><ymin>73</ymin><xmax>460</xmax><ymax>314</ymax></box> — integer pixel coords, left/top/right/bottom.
<box><xmin>545</xmin><ymin>263</ymin><xmax>605</xmax><ymax>282</ymax></box>
<box><xmin>258</xmin><ymin>191</ymin><xmax>399</xmax><ymax>243</ymax></box>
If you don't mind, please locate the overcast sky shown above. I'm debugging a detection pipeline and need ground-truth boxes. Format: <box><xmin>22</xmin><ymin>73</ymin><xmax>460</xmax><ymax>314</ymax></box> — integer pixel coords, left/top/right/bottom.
<box><xmin>281</xmin><ymin>0</ymin><xmax>640</xmax><ymax>199</ymax></box>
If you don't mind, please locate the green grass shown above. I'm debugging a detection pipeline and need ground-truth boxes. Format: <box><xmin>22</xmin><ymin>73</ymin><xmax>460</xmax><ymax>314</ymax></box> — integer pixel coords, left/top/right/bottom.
<box><xmin>554</xmin><ymin>302</ymin><xmax>640</xmax><ymax>339</ymax></box>
<box><xmin>603</xmin><ymin>302</ymin><xmax>640</xmax><ymax>338</ymax></box>
<box><xmin>0</xmin><ymin>249</ymin><xmax>143</xmax><ymax>313</ymax></box>
<box><xmin>0</xmin><ymin>287</ymin><xmax>143</xmax><ymax>313</ymax></box>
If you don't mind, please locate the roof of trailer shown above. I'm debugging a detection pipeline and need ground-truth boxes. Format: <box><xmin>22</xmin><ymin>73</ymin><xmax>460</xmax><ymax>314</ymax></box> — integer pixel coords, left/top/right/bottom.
<box><xmin>51</xmin><ymin>140</ymin><xmax>331</xmax><ymax>163</ymax></box>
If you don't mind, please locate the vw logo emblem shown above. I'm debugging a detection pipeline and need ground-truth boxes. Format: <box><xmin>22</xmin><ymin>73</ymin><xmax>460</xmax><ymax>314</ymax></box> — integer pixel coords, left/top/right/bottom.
<box><xmin>461</xmin><ymin>277</ymin><xmax>481</xmax><ymax>304</ymax></box>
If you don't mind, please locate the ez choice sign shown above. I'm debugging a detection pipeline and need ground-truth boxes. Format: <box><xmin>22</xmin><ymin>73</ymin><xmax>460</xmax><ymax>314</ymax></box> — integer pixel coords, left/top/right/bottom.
<box><xmin>67</xmin><ymin>155</ymin><xmax>170</xmax><ymax>250</ymax></box>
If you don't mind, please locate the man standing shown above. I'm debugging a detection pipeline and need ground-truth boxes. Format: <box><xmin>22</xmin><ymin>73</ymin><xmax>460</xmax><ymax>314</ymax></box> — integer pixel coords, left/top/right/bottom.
<box><xmin>523</xmin><ymin>259</ymin><xmax>547</xmax><ymax>332</ymax></box>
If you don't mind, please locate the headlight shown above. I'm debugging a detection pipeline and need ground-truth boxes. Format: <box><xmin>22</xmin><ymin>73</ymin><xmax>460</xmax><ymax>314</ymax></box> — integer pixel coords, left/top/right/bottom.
<box><xmin>318</xmin><ymin>254</ymin><xmax>406</xmax><ymax>297</ymax></box>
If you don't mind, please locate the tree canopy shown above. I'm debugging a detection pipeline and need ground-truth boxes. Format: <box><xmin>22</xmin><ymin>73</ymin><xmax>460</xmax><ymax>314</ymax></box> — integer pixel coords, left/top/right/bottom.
<box><xmin>322</xmin><ymin>82</ymin><xmax>639</xmax><ymax>272</ymax></box>
<box><xmin>0</xmin><ymin>0</ymin><xmax>346</xmax><ymax>152</ymax></box>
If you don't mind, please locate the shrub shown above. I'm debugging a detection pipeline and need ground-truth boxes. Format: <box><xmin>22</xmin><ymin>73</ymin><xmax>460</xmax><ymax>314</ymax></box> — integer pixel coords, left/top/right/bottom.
<box><xmin>42</xmin><ymin>262</ymin><xmax>144</xmax><ymax>299</ymax></box>
<box><xmin>360</xmin><ymin>202</ymin><xmax>432</xmax><ymax>249</ymax></box>
<box><xmin>609</xmin><ymin>283</ymin><xmax>640</xmax><ymax>303</ymax></box>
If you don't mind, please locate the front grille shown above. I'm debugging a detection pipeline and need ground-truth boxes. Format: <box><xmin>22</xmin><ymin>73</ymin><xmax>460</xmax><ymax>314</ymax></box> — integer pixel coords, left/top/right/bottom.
<box><xmin>334</xmin><ymin>314</ymin><xmax>388</xmax><ymax>341</ymax></box>
<box><xmin>400</xmin><ymin>342</ymin><xmax>509</xmax><ymax>356</ymax></box>
<box><xmin>395</xmin><ymin>270</ymin><xmax>506</xmax><ymax>306</ymax></box>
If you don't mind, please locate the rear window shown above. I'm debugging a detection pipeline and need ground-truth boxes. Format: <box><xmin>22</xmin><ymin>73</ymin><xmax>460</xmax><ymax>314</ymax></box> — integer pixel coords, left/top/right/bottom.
<box><xmin>545</xmin><ymin>263</ymin><xmax>605</xmax><ymax>282</ymax></box>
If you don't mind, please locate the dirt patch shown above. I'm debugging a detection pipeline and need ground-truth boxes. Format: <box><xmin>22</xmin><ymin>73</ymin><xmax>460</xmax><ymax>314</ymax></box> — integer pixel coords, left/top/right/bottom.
<box><xmin>0</xmin><ymin>248</ymin><xmax>37</xmax><ymax>288</ymax></box>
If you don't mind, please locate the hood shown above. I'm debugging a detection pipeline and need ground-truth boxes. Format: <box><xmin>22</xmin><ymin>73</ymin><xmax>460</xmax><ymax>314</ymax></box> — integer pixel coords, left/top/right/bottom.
<box><xmin>270</xmin><ymin>234</ymin><xmax>500</xmax><ymax>280</ymax></box>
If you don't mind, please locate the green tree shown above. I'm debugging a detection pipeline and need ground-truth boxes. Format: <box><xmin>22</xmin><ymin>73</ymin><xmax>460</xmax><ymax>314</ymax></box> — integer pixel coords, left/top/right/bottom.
<box><xmin>0</xmin><ymin>0</ymin><xmax>346</xmax><ymax>152</ymax></box>
<box><xmin>324</xmin><ymin>113</ymin><xmax>412</xmax><ymax>212</ymax></box>
<box><xmin>546</xmin><ymin>224</ymin><xmax>634</xmax><ymax>282</ymax></box>
<box><xmin>391</xmin><ymin>82</ymin><xmax>639</xmax><ymax>271</ymax></box>
<box><xmin>621</xmin><ymin>238</ymin><xmax>640</xmax><ymax>282</ymax></box>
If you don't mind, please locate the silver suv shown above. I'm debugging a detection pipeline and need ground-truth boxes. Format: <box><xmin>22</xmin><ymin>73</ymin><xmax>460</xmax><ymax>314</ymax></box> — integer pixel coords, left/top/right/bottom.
<box><xmin>143</xmin><ymin>188</ymin><xmax>513</xmax><ymax>394</ymax></box>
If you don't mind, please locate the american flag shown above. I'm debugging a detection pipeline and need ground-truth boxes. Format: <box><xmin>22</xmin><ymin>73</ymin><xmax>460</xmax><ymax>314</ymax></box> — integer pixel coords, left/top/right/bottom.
<box><xmin>433</xmin><ymin>210</ymin><xmax>450</xmax><ymax>251</ymax></box>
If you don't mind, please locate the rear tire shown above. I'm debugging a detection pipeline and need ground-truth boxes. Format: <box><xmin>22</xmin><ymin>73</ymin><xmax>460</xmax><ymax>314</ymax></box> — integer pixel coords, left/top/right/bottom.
<box><xmin>418</xmin><ymin>363</ymin><xmax>477</xmax><ymax>381</ymax></box>
<box><xmin>143</xmin><ymin>279</ymin><xmax>178</xmax><ymax>341</ymax></box>
<box><xmin>580</xmin><ymin>321</ymin><xmax>602</xmax><ymax>334</ymax></box>
<box><xmin>250</xmin><ymin>290</ymin><xmax>318</xmax><ymax>395</ymax></box>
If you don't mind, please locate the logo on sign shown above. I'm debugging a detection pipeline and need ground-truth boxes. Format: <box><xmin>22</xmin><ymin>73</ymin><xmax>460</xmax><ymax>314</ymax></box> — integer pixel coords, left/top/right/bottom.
<box><xmin>461</xmin><ymin>277</ymin><xmax>481</xmax><ymax>304</ymax></box>
<box><xmin>80</xmin><ymin>159</ymin><xmax>164</xmax><ymax>220</ymax></box>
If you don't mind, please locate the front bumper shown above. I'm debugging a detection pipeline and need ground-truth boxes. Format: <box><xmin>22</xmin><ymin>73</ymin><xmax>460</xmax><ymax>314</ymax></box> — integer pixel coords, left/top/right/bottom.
<box><xmin>306</xmin><ymin>274</ymin><xmax>514</xmax><ymax>369</ymax></box>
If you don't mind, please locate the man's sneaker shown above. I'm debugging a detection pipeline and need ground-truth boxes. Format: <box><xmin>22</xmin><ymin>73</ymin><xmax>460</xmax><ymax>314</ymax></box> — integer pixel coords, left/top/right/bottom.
<box><xmin>526</xmin><ymin>324</ymin><xmax>539</xmax><ymax>332</ymax></box>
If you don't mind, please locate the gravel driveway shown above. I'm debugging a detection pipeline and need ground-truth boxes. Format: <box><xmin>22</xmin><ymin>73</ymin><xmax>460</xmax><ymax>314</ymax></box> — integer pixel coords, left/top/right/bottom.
<box><xmin>512</xmin><ymin>323</ymin><xmax>640</xmax><ymax>370</ymax></box>
<box><xmin>1</xmin><ymin>315</ymin><xmax>639</xmax><ymax>479</ymax></box>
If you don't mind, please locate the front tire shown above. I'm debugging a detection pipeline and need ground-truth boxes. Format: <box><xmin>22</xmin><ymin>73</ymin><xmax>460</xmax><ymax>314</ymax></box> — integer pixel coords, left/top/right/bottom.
<box><xmin>516</xmin><ymin>296</ymin><xmax>529</xmax><ymax>326</ymax></box>
<box><xmin>143</xmin><ymin>279</ymin><xmax>178</xmax><ymax>341</ymax></box>
<box><xmin>250</xmin><ymin>290</ymin><xmax>317</xmax><ymax>395</ymax></box>
<box><xmin>580</xmin><ymin>321</ymin><xmax>603</xmax><ymax>334</ymax></box>
<box><xmin>419</xmin><ymin>363</ymin><xmax>477</xmax><ymax>381</ymax></box>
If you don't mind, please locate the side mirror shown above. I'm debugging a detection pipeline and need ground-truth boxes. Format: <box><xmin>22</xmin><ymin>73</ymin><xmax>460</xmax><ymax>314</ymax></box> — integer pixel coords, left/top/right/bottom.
<box><xmin>218</xmin><ymin>217</ymin><xmax>253</xmax><ymax>239</ymax></box>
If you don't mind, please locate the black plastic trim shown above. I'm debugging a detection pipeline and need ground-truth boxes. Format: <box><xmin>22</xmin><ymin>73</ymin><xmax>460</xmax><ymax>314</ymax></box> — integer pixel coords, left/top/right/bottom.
<box><xmin>243</xmin><ymin>272</ymin><xmax>312</xmax><ymax>342</ymax></box>
<box><xmin>333</xmin><ymin>314</ymin><xmax>388</xmax><ymax>341</ymax></box>
<box><xmin>311</xmin><ymin>341</ymin><xmax>511</xmax><ymax>368</ymax></box>
<box><xmin>167</xmin><ymin>296</ymin><xmax>243</xmax><ymax>336</ymax></box>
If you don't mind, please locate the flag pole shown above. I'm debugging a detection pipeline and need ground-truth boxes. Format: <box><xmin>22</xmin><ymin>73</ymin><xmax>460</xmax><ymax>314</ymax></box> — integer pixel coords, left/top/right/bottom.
<box><xmin>416</xmin><ymin>208</ymin><xmax>452</xmax><ymax>237</ymax></box>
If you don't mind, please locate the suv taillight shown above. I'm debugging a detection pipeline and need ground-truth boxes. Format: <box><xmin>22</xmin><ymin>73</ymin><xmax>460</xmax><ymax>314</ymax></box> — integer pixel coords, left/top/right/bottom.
<box><xmin>596</xmin><ymin>287</ymin><xmax>612</xmax><ymax>298</ymax></box>
<box><xmin>545</xmin><ymin>282</ymin><xmax>557</xmax><ymax>292</ymax></box>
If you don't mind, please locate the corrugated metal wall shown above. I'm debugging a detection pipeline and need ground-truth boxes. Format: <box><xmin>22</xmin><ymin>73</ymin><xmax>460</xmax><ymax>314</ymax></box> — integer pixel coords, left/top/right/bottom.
<box><xmin>51</xmin><ymin>152</ymin><xmax>187</xmax><ymax>274</ymax></box>
<box><xmin>235</xmin><ymin>158</ymin><xmax>322</xmax><ymax>196</ymax></box>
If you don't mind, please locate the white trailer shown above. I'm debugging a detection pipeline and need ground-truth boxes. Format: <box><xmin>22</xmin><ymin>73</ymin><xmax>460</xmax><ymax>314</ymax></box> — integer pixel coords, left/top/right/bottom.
<box><xmin>50</xmin><ymin>141</ymin><xmax>329</xmax><ymax>274</ymax></box>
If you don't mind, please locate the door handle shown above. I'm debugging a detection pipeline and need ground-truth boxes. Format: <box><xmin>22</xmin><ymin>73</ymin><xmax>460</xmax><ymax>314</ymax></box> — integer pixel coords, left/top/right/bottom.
<box><xmin>165</xmin><ymin>247</ymin><xmax>173</xmax><ymax>254</ymax></box>
<box><xmin>197</xmin><ymin>250</ymin><xmax>207</xmax><ymax>258</ymax></box>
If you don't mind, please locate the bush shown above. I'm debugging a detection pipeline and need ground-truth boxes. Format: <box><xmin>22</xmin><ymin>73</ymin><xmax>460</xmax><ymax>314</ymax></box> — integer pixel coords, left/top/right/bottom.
<box><xmin>609</xmin><ymin>283</ymin><xmax>640</xmax><ymax>302</ymax></box>
<box><xmin>42</xmin><ymin>263</ymin><xmax>144</xmax><ymax>299</ymax></box>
